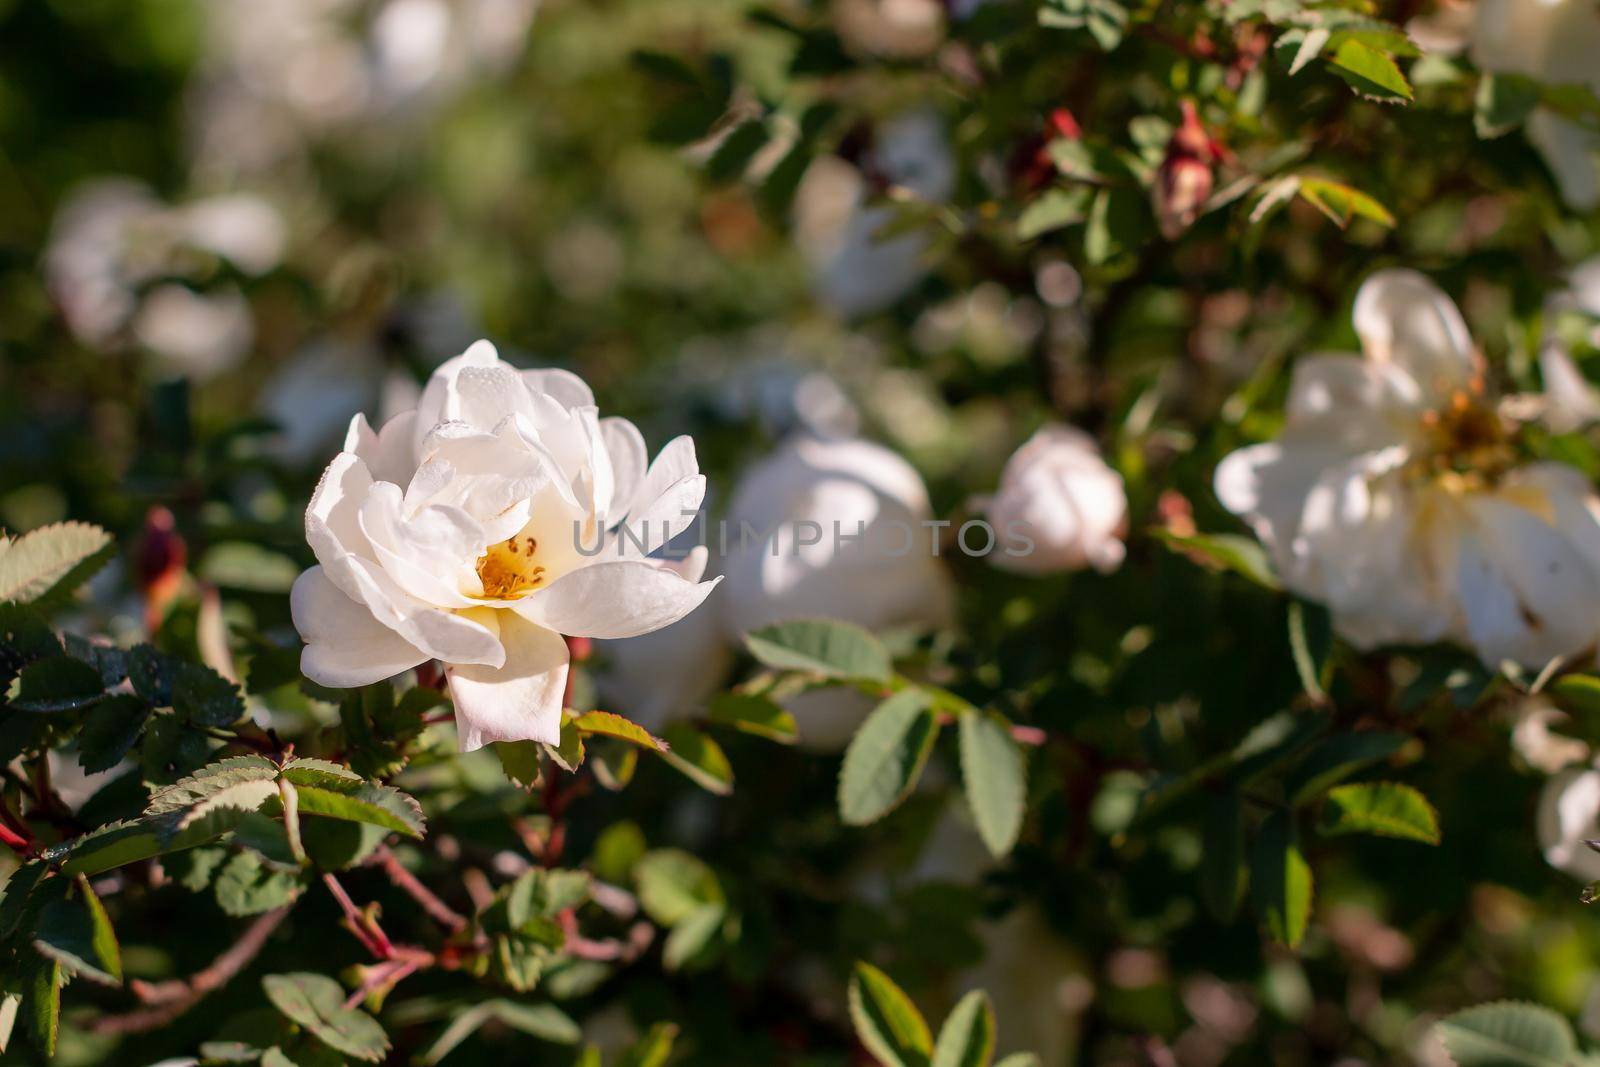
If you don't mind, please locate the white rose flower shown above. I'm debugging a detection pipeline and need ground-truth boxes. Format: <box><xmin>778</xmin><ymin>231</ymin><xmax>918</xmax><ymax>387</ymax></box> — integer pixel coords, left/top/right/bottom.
<box><xmin>1216</xmin><ymin>269</ymin><xmax>1600</xmax><ymax>671</ymax></box>
<box><xmin>1538</xmin><ymin>765</ymin><xmax>1600</xmax><ymax>882</ymax></box>
<box><xmin>292</xmin><ymin>341</ymin><xmax>720</xmax><ymax>750</ymax></box>
<box><xmin>1412</xmin><ymin>0</ymin><xmax>1600</xmax><ymax>210</ymax></box>
<box><xmin>979</xmin><ymin>424</ymin><xmax>1127</xmax><ymax>575</ymax></box>
<box><xmin>602</xmin><ymin>433</ymin><xmax>954</xmax><ymax>751</ymax></box>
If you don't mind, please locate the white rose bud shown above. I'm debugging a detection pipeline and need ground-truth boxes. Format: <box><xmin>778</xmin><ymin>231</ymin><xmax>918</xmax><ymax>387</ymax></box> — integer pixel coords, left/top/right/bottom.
<box><xmin>981</xmin><ymin>424</ymin><xmax>1127</xmax><ymax>575</ymax></box>
<box><xmin>292</xmin><ymin>340</ymin><xmax>720</xmax><ymax>750</ymax></box>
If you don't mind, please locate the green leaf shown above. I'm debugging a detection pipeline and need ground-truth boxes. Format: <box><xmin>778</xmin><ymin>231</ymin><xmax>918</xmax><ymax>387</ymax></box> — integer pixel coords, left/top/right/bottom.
<box><xmin>839</xmin><ymin>690</ymin><xmax>938</xmax><ymax>826</ymax></box>
<box><xmin>570</xmin><ymin>710</ymin><xmax>664</xmax><ymax>750</ymax></box>
<box><xmin>707</xmin><ymin>120</ymin><xmax>769</xmax><ymax>182</ymax></box>
<box><xmin>1288</xmin><ymin>732</ymin><xmax>1407</xmax><ymax>807</ymax></box>
<box><xmin>662</xmin><ymin>902</ymin><xmax>727</xmax><ymax>971</ymax></box>
<box><xmin>707</xmin><ymin>692</ymin><xmax>799</xmax><ymax>744</ymax></box>
<box><xmin>1325</xmin><ymin>39</ymin><xmax>1412</xmax><ymax>102</ymax></box>
<box><xmin>1151</xmin><ymin>529</ymin><xmax>1280</xmax><ymax>590</ymax></box>
<box><xmin>1017</xmin><ymin>187</ymin><xmax>1090</xmax><ymax>240</ymax></box>
<box><xmin>1549</xmin><ymin>673</ymin><xmax>1600</xmax><ymax>716</ymax></box>
<box><xmin>658</xmin><ymin>724</ymin><xmax>734</xmax><ymax>795</ymax></box>
<box><xmin>215</xmin><ymin>851</ymin><xmax>306</xmax><ymax>916</ymax></box>
<box><xmin>1286</xmin><ymin>600</ymin><xmax>1331</xmax><ymax>704</ymax></box>
<box><xmin>0</xmin><ymin>521</ymin><xmax>114</xmax><ymax>605</ymax></box>
<box><xmin>545</xmin><ymin>717</ymin><xmax>585</xmax><ymax>772</ymax></box>
<box><xmin>1475</xmin><ymin>73</ymin><xmax>1542</xmax><ymax>138</ymax></box>
<box><xmin>848</xmin><ymin>962</ymin><xmax>933</xmax><ymax>1067</ymax></box>
<box><xmin>1038</xmin><ymin>0</ymin><xmax>1128</xmax><ymax>49</ymax></box>
<box><xmin>958</xmin><ymin>711</ymin><xmax>1027</xmax><ymax>857</ymax></box>
<box><xmin>198</xmin><ymin>542</ymin><xmax>301</xmax><ymax>593</ymax></box>
<box><xmin>1435</xmin><ymin>1001</ymin><xmax>1577</xmax><ymax>1067</ymax></box>
<box><xmin>616</xmin><ymin>1023</ymin><xmax>679</xmax><ymax>1067</ymax></box>
<box><xmin>25</xmin><ymin>959</ymin><xmax>60</xmax><ymax>1057</ymax></box>
<box><xmin>129</xmin><ymin>644</ymin><xmax>179</xmax><ymax>706</ymax></box>
<box><xmin>419</xmin><ymin>1000</ymin><xmax>581</xmax><ymax>1064</ymax></box>
<box><xmin>78</xmin><ymin>694</ymin><xmax>151</xmax><ymax>773</ymax></box>
<box><xmin>495</xmin><ymin>740</ymin><xmax>542</xmax><ymax>789</ymax></box>
<box><xmin>1199</xmin><ymin>793</ymin><xmax>1245</xmax><ymax>923</ymax></box>
<box><xmin>32</xmin><ymin>877</ymin><xmax>123</xmax><ymax>986</ymax></box>
<box><xmin>994</xmin><ymin>1057</ymin><xmax>1042</xmax><ymax>1067</ymax></box>
<box><xmin>1296</xmin><ymin>177</ymin><xmax>1396</xmax><ymax>229</ymax></box>
<box><xmin>172</xmin><ymin>777</ymin><xmax>281</xmax><ymax>840</ymax></box>
<box><xmin>744</xmin><ymin>619</ymin><xmax>892</xmax><ymax>684</ymax></box>
<box><xmin>932</xmin><ymin>990</ymin><xmax>996</xmax><ymax>1067</ymax></box>
<box><xmin>173</xmin><ymin>661</ymin><xmax>246</xmax><ymax>727</ymax></box>
<box><xmin>1251</xmin><ymin>811</ymin><xmax>1312</xmax><ymax>947</ymax></box>
<box><xmin>7</xmin><ymin>656</ymin><xmax>105</xmax><ymax>713</ymax></box>
<box><xmin>292</xmin><ymin>783</ymin><xmax>426</xmax><ymax>838</ymax></box>
<box><xmin>635</xmin><ymin>848</ymin><xmax>723</xmax><ymax>926</ymax></box>
<box><xmin>263</xmin><ymin>973</ymin><xmax>390</xmax><ymax>1062</ymax></box>
<box><xmin>1319</xmin><ymin>781</ymin><xmax>1440</xmax><ymax>844</ymax></box>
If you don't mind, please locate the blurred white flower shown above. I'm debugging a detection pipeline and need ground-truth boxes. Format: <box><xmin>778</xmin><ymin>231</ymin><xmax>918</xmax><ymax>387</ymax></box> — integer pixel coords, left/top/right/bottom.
<box><xmin>45</xmin><ymin>179</ymin><xmax>284</xmax><ymax>380</ymax></box>
<box><xmin>979</xmin><ymin>423</ymin><xmax>1127</xmax><ymax>575</ymax></box>
<box><xmin>1537</xmin><ymin>256</ymin><xmax>1600</xmax><ymax>433</ymax></box>
<box><xmin>795</xmin><ymin>111</ymin><xmax>955</xmax><ymax>319</ymax></box>
<box><xmin>1538</xmin><ymin>765</ymin><xmax>1600</xmax><ymax>882</ymax></box>
<box><xmin>292</xmin><ymin>341</ymin><xmax>719</xmax><ymax>749</ymax></box>
<box><xmin>1216</xmin><ymin>269</ymin><xmax>1600</xmax><ymax>671</ymax></box>
<box><xmin>1412</xmin><ymin>0</ymin><xmax>1600</xmax><ymax>209</ymax></box>
<box><xmin>190</xmin><ymin>0</ymin><xmax>538</xmax><ymax>175</ymax></box>
<box><xmin>1510</xmin><ymin>696</ymin><xmax>1590</xmax><ymax>774</ymax></box>
<box><xmin>602</xmin><ymin>433</ymin><xmax>954</xmax><ymax>751</ymax></box>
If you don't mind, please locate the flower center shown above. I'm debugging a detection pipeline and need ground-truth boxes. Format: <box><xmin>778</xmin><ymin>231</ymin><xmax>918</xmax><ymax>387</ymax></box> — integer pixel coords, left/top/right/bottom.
<box><xmin>1413</xmin><ymin>388</ymin><xmax>1516</xmax><ymax>488</ymax></box>
<box><xmin>476</xmin><ymin>534</ymin><xmax>546</xmax><ymax>599</ymax></box>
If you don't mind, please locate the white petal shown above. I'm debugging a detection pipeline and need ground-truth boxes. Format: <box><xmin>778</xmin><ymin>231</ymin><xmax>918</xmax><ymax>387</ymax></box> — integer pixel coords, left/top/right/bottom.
<box><xmin>515</xmin><ymin>561</ymin><xmax>721</xmax><ymax>640</ymax></box>
<box><xmin>325</xmin><ymin>554</ymin><xmax>505</xmax><ymax>667</ymax></box>
<box><xmin>625</xmin><ymin>436</ymin><xmax>700</xmax><ymax>523</ymax></box>
<box><xmin>606</xmin><ymin>474</ymin><xmax>706</xmax><ymax>561</ymax></box>
<box><xmin>521</xmin><ymin>367</ymin><xmax>595</xmax><ymax>411</ymax></box>
<box><xmin>601</xmin><ymin>417</ymin><xmax>649</xmax><ymax>522</ymax></box>
<box><xmin>306</xmin><ymin>451</ymin><xmax>376</xmax><ymax>569</ymax></box>
<box><xmin>356</xmin><ymin>481</ymin><xmax>484</xmax><ymax>607</ymax></box>
<box><xmin>1528</xmin><ymin>109</ymin><xmax>1600</xmax><ymax>213</ymax></box>
<box><xmin>413</xmin><ymin>340</ymin><xmax>502</xmax><ymax>454</ymax></box>
<box><xmin>292</xmin><ymin>566</ymin><xmax>427</xmax><ymax>687</ymax></box>
<box><xmin>1539</xmin><ymin>767</ymin><xmax>1600</xmax><ymax>882</ymax></box>
<box><xmin>447</xmin><ymin>614</ymin><xmax>569</xmax><ymax>750</ymax></box>
<box><xmin>1352</xmin><ymin>269</ymin><xmax>1475</xmax><ymax>401</ymax></box>
<box><xmin>1540</xmin><ymin>344</ymin><xmax>1600</xmax><ymax>432</ymax></box>
<box><xmin>1283</xmin><ymin>353</ymin><xmax>1422</xmax><ymax>442</ymax></box>
<box><xmin>344</xmin><ymin>409</ymin><xmax>420</xmax><ymax>486</ymax></box>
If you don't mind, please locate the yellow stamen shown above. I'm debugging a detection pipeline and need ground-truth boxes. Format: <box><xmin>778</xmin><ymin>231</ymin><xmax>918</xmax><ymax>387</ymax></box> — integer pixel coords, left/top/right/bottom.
<box><xmin>476</xmin><ymin>535</ymin><xmax>545</xmax><ymax>599</ymax></box>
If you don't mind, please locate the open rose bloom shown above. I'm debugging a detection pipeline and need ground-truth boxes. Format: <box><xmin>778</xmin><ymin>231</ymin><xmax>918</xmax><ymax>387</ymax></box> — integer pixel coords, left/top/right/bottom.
<box><xmin>1216</xmin><ymin>270</ymin><xmax>1600</xmax><ymax>671</ymax></box>
<box><xmin>292</xmin><ymin>341</ymin><xmax>719</xmax><ymax>749</ymax></box>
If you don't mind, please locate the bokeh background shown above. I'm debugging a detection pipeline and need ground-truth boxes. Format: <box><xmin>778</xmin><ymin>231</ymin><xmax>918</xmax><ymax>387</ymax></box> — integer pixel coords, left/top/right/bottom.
<box><xmin>5</xmin><ymin>0</ymin><xmax>1600</xmax><ymax>1064</ymax></box>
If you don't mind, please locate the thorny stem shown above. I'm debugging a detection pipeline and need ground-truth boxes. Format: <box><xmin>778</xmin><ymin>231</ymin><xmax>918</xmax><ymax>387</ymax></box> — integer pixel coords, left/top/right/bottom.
<box><xmin>322</xmin><ymin>872</ymin><xmax>396</xmax><ymax>960</ymax></box>
<box><xmin>373</xmin><ymin>845</ymin><xmax>468</xmax><ymax>933</ymax></box>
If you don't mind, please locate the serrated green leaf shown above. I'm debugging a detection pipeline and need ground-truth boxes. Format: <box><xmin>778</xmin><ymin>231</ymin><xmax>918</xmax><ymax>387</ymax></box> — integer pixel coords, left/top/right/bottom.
<box><xmin>292</xmin><ymin>783</ymin><xmax>425</xmax><ymax>838</ymax></box>
<box><xmin>0</xmin><ymin>521</ymin><xmax>114</xmax><ymax>605</ymax></box>
<box><xmin>495</xmin><ymin>740</ymin><xmax>542</xmax><ymax>789</ymax></box>
<box><xmin>707</xmin><ymin>692</ymin><xmax>798</xmax><ymax>744</ymax></box>
<box><xmin>1475</xmin><ymin>73</ymin><xmax>1542</xmax><ymax>138</ymax></box>
<box><xmin>1017</xmin><ymin>187</ymin><xmax>1090</xmax><ymax>240</ymax></box>
<box><xmin>263</xmin><ymin>973</ymin><xmax>389</xmax><ymax>1062</ymax></box>
<box><xmin>848</xmin><ymin>962</ymin><xmax>933</xmax><ymax>1067</ymax></box>
<box><xmin>1252</xmin><ymin>811</ymin><xmax>1312</xmax><ymax>947</ymax></box>
<box><xmin>1319</xmin><ymin>781</ymin><xmax>1440</xmax><ymax>844</ymax></box>
<box><xmin>1435</xmin><ymin>1001</ymin><xmax>1576</xmax><ymax>1067</ymax></box>
<box><xmin>32</xmin><ymin>880</ymin><xmax>122</xmax><ymax>986</ymax></box>
<box><xmin>25</xmin><ymin>958</ymin><xmax>60</xmax><ymax>1057</ymax></box>
<box><xmin>78</xmin><ymin>694</ymin><xmax>151</xmax><ymax>773</ymax></box>
<box><xmin>958</xmin><ymin>711</ymin><xmax>1026</xmax><ymax>857</ymax></box>
<box><xmin>1325</xmin><ymin>39</ymin><xmax>1412</xmax><ymax>102</ymax></box>
<box><xmin>1296</xmin><ymin>177</ymin><xmax>1396</xmax><ymax>229</ymax></box>
<box><xmin>744</xmin><ymin>619</ymin><xmax>892</xmax><ymax>684</ymax></box>
<box><xmin>657</xmin><ymin>724</ymin><xmax>734</xmax><ymax>795</ymax></box>
<box><xmin>839</xmin><ymin>690</ymin><xmax>938</xmax><ymax>826</ymax></box>
<box><xmin>7</xmin><ymin>656</ymin><xmax>105</xmax><ymax>713</ymax></box>
<box><xmin>571</xmin><ymin>710</ymin><xmax>666</xmax><ymax>750</ymax></box>
<box><xmin>932</xmin><ymin>990</ymin><xmax>995</xmax><ymax>1067</ymax></box>
<box><xmin>173</xmin><ymin>661</ymin><xmax>246</xmax><ymax>727</ymax></box>
<box><xmin>128</xmin><ymin>644</ymin><xmax>178</xmax><ymax>705</ymax></box>
<box><xmin>1288</xmin><ymin>732</ymin><xmax>1407</xmax><ymax>807</ymax></box>
<box><xmin>215</xmin><ymin>851</ymin><xmax>306</xmax><ymax>916</ymax></box>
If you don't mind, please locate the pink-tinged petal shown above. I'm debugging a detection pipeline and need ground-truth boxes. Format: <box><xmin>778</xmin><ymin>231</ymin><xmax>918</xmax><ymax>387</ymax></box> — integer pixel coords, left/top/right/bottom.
<box><xmin>514</xmin><ymin>561</ymin><xmax>721</xmax><ymax>640</ymax></box>
<box><xmin>522</xmin><ymin>368</ymin><xmax>595</xmax><ymax>411</ymax></box>
<box><xmin>446</xmin><ymin>614</ymin><xmax>569</xmax><ymax>750</ymax></box>
<box><xmin>292</xmin><ymin>566</ymin><xmax>427</xmax><ymax>687</ymax></box>
<box><xmin>1352</xmin><ymin>269</ymin><xmax>1475</xmax><ymax>402</ymax></box>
